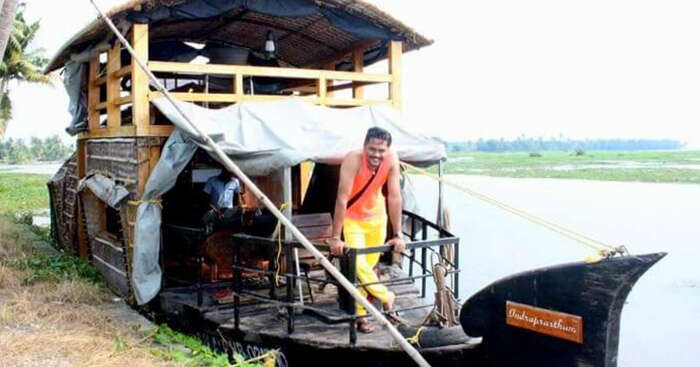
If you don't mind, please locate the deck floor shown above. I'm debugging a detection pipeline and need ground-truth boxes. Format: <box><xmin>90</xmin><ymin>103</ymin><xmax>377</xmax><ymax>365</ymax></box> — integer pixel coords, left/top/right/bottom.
<box><xmin>161</xmin><ymin>266</ymin><xmax>479</xmax><ymax>351</ymax></box>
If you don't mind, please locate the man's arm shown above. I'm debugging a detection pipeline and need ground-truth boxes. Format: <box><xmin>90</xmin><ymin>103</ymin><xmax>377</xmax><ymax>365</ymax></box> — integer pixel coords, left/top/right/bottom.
<box><xmin>386</xmin><ymin>153</ymin><xmax>405</xmax><ymax>253</ymax></box>
<box><xmin>329</xmin><ymin>154</ymin><xmax>358</xmax><ymax>255</ymax></box>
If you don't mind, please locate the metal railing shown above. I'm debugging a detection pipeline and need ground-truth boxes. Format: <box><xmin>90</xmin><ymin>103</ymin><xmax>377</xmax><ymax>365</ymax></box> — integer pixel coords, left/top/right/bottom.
<box><xmin>228</xmin><ymin>210</ymin><xmax>460</xmax><ymax>345</ymax></box>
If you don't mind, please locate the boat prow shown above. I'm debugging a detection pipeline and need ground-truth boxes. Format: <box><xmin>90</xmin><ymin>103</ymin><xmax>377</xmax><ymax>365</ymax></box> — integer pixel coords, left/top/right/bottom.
<box><xmin>459</xmin><ymin>252</ymin><xmax>666</xmax><ymax>367</ymax></box>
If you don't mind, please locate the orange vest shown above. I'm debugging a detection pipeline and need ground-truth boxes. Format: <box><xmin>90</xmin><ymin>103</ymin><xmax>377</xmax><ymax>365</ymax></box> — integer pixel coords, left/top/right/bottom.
<box><xmin>346</xmin><ymin>150</ymin><xmax>392</xmax><ymax>221</ymax></box>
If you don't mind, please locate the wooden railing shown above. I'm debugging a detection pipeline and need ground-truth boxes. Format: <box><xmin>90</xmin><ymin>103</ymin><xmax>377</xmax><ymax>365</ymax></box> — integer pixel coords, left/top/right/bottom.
<box><xmin>81</xmin><ymin>23</ymin><xmax>403</xmax><ymax>140</ymax></box>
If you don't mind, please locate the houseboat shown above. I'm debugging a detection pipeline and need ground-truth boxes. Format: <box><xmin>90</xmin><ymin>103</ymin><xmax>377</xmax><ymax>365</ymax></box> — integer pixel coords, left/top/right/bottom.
<box><xmin>45</xmin><ymin>1</ymin><xmax>664</xmax><ymax>366</ymax></box>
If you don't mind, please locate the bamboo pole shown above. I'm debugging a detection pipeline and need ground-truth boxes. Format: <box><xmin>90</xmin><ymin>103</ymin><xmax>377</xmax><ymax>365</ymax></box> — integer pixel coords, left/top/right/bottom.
<box><xmin>86</xmin><ymin>2</ymin><xmax>430</xmax><ymax>366</ymax></box>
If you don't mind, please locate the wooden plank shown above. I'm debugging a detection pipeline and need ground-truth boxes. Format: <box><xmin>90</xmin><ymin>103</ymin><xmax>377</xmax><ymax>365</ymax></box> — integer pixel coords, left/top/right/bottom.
<box><xmin>388</xmin><ymin>41</ymin><xmax>403</xmax><ymax>110</ymax></box>
<box><xmin>352</xmin><ymin>47</ymin><xmax>365</xmax><ymax>99</ymax></box>
<box><xmin>87</xmin><ymin>56</ymin><xmax>101</xmax><ymax>131</ymax></box>
<box><xmin>292</xmin><ymin>213</ymin><xmax>332</xmax><ymax>228</ymax></box>
<box><xmin>115</xmin><ymin>95</ymin><xmax>132</xmax><ymax>106</ymax></box>
<box><xmin>107</xmin><ymin>41</ymin><xmax>121</xmax><ymax>132</ymax></box>
<box><xmin>93</xmin><ymin>75</ymin><xmax>107</xmax><ymax>87</ymax></box>
<box><xmin>148</xmin><ymin>61</ymin><xmax>393</xmax><ymax>83</ymax></box>
<box><xmin>505</xmin><ymin>301</ymin><xmax>583</xmax><ymax>344</ymax></box>
<box><xmin>149</xmin><ymin>92</ymin><xmax>390</xmax><ymax>107</ymax></box>
<box><xmin>131</xmin><ymin>23</ymin><xmax>150</xmax><ymax>136</ymax></box>
<box><xmin>83</xmin><ymin>126</ymin><xmax>136</xmax><ymax>138</ymax></box>
<box><xmin>144</xmin><ymin>125</ymin><xmax>174</xmax><ymax>137</ymax></box>
<box><xmin>114</xmin><ymin>65</ymin><xmax>131</xmax><ymax>79</ymax></box>
<box><xmin>94</xmin><ymin>102</ymin><xmax>108</xmax><ymax>111</ymax></box>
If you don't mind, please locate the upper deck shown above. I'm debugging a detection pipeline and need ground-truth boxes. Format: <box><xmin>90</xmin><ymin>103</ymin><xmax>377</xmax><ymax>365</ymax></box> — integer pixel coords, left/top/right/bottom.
<box><xmin>48</xmin><ymin>0</ymin><xmax>433</xmax><ymax>140</ymax></box>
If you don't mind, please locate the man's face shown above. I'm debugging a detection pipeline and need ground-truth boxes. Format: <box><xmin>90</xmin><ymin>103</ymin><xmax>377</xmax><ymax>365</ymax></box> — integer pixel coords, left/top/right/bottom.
<box><xmin>364</xmin><ymin>138</ymin><xmax>389</xmax><ymax>170</ymax></box>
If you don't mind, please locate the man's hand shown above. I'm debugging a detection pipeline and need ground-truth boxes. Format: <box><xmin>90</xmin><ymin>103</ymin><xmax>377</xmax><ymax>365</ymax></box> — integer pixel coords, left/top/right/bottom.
<box><xmin>328</xmin><ymin>237</ymin><xmax>346</xmax><ymax>256</ymax></box>
<box><xmin>387</xmin><ymin>237</ymin><xmax>406</xmax><ymax>253</ymax></box>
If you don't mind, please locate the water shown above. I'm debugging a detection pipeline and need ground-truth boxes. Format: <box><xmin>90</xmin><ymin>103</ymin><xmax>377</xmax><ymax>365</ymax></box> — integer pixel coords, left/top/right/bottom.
<box><xmin>409</xmin><ymin>175</ymin><xmax>700</xmax><ymax>366</ymax></box>
<box><xmin>0</xmin><ymin>163</ymin><xmax>62</xmax><ymax>175</ymax></box>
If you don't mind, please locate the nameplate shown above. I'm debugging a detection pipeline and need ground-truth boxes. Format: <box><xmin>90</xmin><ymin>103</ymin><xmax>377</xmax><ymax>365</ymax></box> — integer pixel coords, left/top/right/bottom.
<box><xmin>505</xmin><ymin>301</ymin><xmax>583</xmax><ymax>344</ymax></box>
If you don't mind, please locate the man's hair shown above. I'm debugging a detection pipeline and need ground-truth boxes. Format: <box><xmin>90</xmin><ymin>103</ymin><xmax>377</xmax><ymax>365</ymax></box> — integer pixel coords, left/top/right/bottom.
<box><xmin>364</xmin><ymin>127</ymin><xmax>392</xmax><ymax>147</ymax></box>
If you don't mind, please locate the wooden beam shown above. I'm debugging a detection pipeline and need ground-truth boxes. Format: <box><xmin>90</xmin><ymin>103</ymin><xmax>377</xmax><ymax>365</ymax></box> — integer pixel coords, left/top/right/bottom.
<box><xmin>106</xmin><ymin>42</ymin><xmax>122</xmax><ymax>129</ymax></box>
<box><xmin>114</xmin><ymin>66</ymin><xmax>131</xmax><ymax>79</ymax></box>
<box><xmin>115</xmin><ymin>95</ymin><xmax>132</xmax><ymax>106</ymax></box>
<box><xmin>148</xmin><ymin>61</ymin><xmax>393</xmax><ymax>83</ymax></box>
<box><xmin>388</xmin><ymin>41</ymin><xmax>403</xmax><ymax>110</ymax></box>
<box><xmin>131</xmin><ymin>23</ymin><xmax>150</xmax><ymax>136</ymax></box>
<box><xmin>87</xmin><ymin>56</ymin><xmax>100</xmax><ymax>131</ymax></box>
<box><xmin>309</xmin><ymin>40</ymin><xmax>375</xmax><ymax>69</ymax></box>
<box><xmin>149</xmin><ymin>92</ymin><xmax>390</xmax><ymax>107</ymax></box>
<box><xmin>84</xmin><ymin>126</ymin><xmax>136</xmax><ymax>138</ymax></box>
<box><xmin>352</xmin><ymin>46</ymin><xmax>365</xmax><ymax>99</ymax></box>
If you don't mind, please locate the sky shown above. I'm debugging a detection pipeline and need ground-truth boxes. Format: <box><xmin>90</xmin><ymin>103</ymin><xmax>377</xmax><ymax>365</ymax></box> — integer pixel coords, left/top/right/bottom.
<box><xmin>5</xmin><ymin>0</ymin><xmax>700</xmax><ymax>148</ymax></box>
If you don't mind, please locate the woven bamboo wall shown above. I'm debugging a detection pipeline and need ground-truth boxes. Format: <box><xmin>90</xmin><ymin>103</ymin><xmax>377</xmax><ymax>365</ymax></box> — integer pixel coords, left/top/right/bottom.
<box><xmin>77</xmin><ymin>136</ymin><xmax>166</xmax><ymax>300</ymax></box>
<box><xmin>48</xmin><ymin>153</ymin><xmax>80</xmax><ymax>255</ymax></box>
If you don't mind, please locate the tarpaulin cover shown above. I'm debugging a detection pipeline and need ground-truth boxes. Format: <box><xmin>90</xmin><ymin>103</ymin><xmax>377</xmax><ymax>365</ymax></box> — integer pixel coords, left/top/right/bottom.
<box><xmin>130</xmin><ymin>98</ymin><xmax>445</xmax><ymax>304</ymax></box>
<box><xmin>77</xmin><ymin>173</ymin><xmax>130</xmax><ymax>208</ymax></box>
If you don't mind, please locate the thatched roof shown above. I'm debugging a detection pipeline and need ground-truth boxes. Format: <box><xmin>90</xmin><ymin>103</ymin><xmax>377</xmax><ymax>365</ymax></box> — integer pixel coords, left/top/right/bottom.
<box><xmin>46</xmin><ymin>0</ymin><xmax>433</xmax><ymax>72</ymax></box>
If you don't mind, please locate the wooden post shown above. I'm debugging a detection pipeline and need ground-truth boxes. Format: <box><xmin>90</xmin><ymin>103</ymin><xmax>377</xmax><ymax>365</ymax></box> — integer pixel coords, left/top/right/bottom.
<box><xmin>352</xmin><ymin>47</ymin><xmax>364</xmax><ymax>99</ymax></box>
<box><xmin>325</xmin><ymin>63</ymin><xmax>335</xmax><ymax>98</ymax></box>
<box><xmin>106</xmin><ymin>41</ymin><xmax>122</xmax><ymax>129</ymax></box>
<box><xmin>76</xmin><ymin>139</ymin><xmax>88</xmax><ymax>259</ymax></box>
<box><xmin>234</xmin><ymin>73</ymin><xmax>243</xmax><ymax>97</ymax></box>
<box><xmin>299</xmin><ymin>162</ymin><xmax>312</xmax><ymax>203</ymax></box>
<box><xmin>131</xmin><ymin>23</ymin><xmax>149</xmax><ymax>135</ymax></box>
<box><xmin>87</xmin><ymin>56</ymin><xmax>100</xmax><ymax>132</ymax></box>
<box><xmin>316</xmin><ymin>77</ymin><xmax>327</xmax><ymax>105</ymax></box>
<box><xmin>388</xmin><ymin>41</ymin><xmax>402</xmax><ymax>109</ymax></box>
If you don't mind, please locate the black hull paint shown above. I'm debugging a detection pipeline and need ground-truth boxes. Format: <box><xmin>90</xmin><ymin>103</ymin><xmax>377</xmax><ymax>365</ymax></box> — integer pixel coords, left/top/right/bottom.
<box><xmin>460</xmin><ymin>252</ymin><xmax>666</xmax><ymax>367</ymax></box>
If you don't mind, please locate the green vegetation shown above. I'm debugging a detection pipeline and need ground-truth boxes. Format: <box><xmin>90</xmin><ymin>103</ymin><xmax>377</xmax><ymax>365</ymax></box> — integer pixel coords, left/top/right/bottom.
<box><xmin>150</xmin><ymin>325</ymin><xmax>271</xmax><ymax>366</ymax></box>
<box><xmin>0</xmin><ymin>172</ymin><xmax>50</xmax><ymax>213</ymax></box>
<box><xmin>1</xmin><ymin>253</ymin><xmax>102</xmax><ymax>284</ymax></box>
<box><xmin>0</xmin><ymin>135</ymin><xmax>74</xmax><ymax>163</ymax></box>
<box><xmin>444</xmin><ymin>150</ymin><xmax>700</xmax><ymax>184</ymax></box>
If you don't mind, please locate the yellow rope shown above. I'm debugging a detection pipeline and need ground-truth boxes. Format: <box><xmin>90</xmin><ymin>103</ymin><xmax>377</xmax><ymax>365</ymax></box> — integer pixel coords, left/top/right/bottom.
<box><xmin>401</xmin><ymin>162</ymin><xmax>619</xmax><ymax>256</ymax></box>
<box><xmin>406</xmin><ymin>326</ymin><xmax>425</xmax><ymax>348</ymax></box>
<box><xmin>128</xmin><ymin>199</ymin><xmax>163</xmax><ymax>208</ymax></box>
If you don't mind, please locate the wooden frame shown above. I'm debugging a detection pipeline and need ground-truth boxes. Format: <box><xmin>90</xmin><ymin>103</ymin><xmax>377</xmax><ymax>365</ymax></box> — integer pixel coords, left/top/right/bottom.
<box><xmin>80</xmin><ymin>26</ymin><xmax>404</xmax><ymax>138</ymax></box>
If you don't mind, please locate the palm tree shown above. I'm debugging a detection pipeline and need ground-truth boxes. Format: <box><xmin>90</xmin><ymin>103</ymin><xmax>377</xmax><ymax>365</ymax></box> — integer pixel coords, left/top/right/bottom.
<box><xmin>0</xmin><ymin>0</ymin><xmax>18</xmax><ymax>62</ymax></box>
<box><xmin>0</xmin><ymin>4</ymin><xmax>49</xmax><ymax>139</ymax></box>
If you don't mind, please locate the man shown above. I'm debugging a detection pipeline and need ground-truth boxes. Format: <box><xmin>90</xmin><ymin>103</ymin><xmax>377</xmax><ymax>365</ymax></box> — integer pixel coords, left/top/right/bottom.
<box><xmin>328</xmin><ymin>127</ymin><xmax>406</xmax><ymax>333</ymax></box>
<box><xmin>203</xmin><ymin>170</ymin><xmax>241</xmax><ymax>233</ymax></box>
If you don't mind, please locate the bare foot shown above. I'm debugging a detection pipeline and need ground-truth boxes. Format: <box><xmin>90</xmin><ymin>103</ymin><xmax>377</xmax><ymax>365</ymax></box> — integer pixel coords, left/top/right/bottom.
<box><xmin>357</xmin><ymin>319</ymin><xmax>375</xmax><ymax>333</ymax></box>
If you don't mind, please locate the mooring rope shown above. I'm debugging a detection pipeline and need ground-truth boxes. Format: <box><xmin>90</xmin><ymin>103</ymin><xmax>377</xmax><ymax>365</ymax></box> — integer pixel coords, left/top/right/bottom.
<box><xmin>401</xmin><ymin>162</ymin><xmax>626</xmax><ymax>257</ymax></box>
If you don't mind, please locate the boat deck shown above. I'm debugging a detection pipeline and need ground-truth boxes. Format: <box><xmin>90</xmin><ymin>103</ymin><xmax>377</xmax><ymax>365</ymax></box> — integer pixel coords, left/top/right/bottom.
<box><xmin>160</xmin><ymin>266</ymin><xmax>480</xmax><ymax>351</ymax></box>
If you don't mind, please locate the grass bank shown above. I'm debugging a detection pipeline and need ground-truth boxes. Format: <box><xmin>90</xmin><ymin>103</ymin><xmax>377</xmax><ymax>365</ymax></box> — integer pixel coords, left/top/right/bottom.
<box><xmin>444</xmin><ymin>150</ymin><xmax>700</xmax><ymax>184</ymax></box>
<box><xmin>0</xmin><ymin>172</ymin><xmax>265</xmax><ymax>366</ymax></box>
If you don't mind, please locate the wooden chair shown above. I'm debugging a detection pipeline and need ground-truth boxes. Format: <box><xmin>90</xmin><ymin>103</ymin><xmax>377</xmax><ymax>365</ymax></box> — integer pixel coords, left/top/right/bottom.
<box><xmin>291</xmin><ymin>213</ymin><xmax>332</xmax><ymax>302</ymax></box>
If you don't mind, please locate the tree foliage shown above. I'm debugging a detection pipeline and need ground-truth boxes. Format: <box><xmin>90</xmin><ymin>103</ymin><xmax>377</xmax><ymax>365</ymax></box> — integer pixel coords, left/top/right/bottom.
<box><xmin>0</xmin><ymin>3</ymin><xmax>49</xmax><ymax>138</ymax></box>
<box><xmin>445</xmin><ymin>136</ymin><xmax>686</xmax><ymax>153</ymax></box>
<box><xmin>0</xmin><ymin>135</ymin><xmax>73</xmax><ymax>163</ymax></box>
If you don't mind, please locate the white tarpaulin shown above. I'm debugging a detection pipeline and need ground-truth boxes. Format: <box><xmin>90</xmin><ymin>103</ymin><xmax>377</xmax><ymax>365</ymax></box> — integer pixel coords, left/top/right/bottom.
<box><xmin>131</xmin><ymin>98</ymin><xmax>445</xmax><ymax>304</ymax></box>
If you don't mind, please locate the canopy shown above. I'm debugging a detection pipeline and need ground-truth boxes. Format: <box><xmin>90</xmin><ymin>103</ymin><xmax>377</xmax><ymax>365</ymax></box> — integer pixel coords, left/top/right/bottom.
<box><xmin>131</xmin><ymin>98</ymin><xmax>444</xmax><ymax>304</ymax></box>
